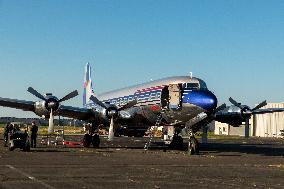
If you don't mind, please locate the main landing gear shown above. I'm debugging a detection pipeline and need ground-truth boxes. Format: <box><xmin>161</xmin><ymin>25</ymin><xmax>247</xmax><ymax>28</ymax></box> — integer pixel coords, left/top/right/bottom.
<box><xmin>168</xmin><ymin>127</ymin><xmax>199</xmax><ymax>154</ymax></box>
<box><xmin>169</xmin><ymin>127</ymin><xmax>199</xmax><ymax>155</ymax></box>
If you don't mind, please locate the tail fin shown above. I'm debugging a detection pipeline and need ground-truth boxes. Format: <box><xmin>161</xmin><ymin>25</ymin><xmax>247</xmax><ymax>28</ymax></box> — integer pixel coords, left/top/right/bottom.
<box><xmin>83</xmin><ymin>63</ymin><xmax>95</xmax><ymax>107</ymax></box>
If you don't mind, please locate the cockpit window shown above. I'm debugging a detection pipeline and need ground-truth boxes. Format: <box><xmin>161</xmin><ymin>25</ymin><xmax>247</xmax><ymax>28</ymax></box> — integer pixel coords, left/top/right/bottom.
<box><xmin>198</xmin><ymin>80</ymin><xmax>207</xmax><ymax>90</ymax></box>
<box><xmin>182</xmin><ymin>83</ymin><xmax>199</xmax><ymax>90</ymax></box>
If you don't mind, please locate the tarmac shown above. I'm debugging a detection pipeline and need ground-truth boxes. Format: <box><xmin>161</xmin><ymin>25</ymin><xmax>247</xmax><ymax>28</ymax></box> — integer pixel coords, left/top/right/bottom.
<box><xmin>0</xmin><ymin>135</ymin><xmax>284</xmax><ymax>189</ymax></box>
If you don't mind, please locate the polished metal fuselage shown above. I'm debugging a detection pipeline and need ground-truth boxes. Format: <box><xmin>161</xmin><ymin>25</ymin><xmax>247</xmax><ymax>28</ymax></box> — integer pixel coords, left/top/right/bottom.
<box><xmin>90</xmin><ymin>76</ymin><xmax>214</xmax><ymax>126</ymax></box>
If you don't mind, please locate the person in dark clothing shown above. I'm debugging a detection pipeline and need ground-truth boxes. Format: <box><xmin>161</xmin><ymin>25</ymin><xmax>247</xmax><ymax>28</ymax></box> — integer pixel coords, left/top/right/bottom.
<box><xmin>3</xmin><ymin>122</ymin><xmax>10</xmax><ymax>147</ymax></box>
<box><xmin>30</xmin><ymin>121</ymin><xmax>38</xmax><ymax>148</ymax></box>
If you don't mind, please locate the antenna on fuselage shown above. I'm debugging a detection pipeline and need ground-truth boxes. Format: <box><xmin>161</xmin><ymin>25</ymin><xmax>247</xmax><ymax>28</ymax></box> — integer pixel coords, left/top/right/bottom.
<box><xmin>189</xmin><ymin>72</ymin><xmax>193</xmax><ymax>79</ymax></box>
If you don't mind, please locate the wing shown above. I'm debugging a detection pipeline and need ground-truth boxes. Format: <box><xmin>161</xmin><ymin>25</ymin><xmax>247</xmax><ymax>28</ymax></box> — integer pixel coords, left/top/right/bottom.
<box><xmin>0</xmin><ymin>97</ymin><xmax>96</xmax><ymax>121</ymax></box>
<box><xmin>0</xmin><ymin>97</ymin><xmax>35</xmax><ymax>112</ymax></box>
<box><xmin>57</xmin><ymin>105</ymin><xmax>95</xmax><ymax>121</ymax></box>
<box><xmin>252</xmin><ymin>108</ymin><xmax>284</xmax><ymax>114</ymax></box>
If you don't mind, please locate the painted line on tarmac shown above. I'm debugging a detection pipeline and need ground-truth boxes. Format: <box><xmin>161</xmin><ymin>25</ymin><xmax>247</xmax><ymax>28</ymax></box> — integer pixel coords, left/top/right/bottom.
<box><xmin>5</xmin><ymin>165</ymin><xmax>56</xmax><ymax>189</ymax></box>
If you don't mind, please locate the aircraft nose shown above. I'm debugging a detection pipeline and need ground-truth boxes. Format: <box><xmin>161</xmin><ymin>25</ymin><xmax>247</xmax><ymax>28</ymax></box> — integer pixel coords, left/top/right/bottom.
<box><xmin>183</xmin><ymin>90</ymin><xmax>217</xmax><ymax>112</ymax></box>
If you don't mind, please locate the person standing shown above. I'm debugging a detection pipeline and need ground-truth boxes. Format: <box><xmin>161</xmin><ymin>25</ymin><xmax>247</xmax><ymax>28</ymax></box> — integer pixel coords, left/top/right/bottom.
<box><xmin>3</xmin><ymin>122</ymin><xmax>10</xmax><ymax>147</ymax></box>
<box><xmin>30</xmin><ymin>121</ymin><xmax>38</xmax><ymax>148</ymax></box>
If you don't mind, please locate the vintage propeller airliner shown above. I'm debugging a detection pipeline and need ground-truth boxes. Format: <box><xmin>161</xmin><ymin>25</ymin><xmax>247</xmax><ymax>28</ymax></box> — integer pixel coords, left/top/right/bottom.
<box><xmin>1</xmin><ymin>63</ymin><xmax>283</xmax><ymax>154</ymax></box>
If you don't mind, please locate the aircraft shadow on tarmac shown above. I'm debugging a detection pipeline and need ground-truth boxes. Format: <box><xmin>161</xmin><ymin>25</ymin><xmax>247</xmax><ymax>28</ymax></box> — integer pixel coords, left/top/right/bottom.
<box><xmin>199</xmin><ymin>143</ymin><xmax>284</xmax><ymax>156</ymax></box>
<box><xmin>1</xmin><ymin>138</ymin><xmax>284</xmax><ymax>156</ymax></box>
<box><xmin>33</xmin><ymin>141</ymin><xmax>284</xmax><ymax>156</ymax></box>
<box><xmin>30</xmin><ymin>149</ymin><xmax>70</xmax><ymax>153</ymax></box>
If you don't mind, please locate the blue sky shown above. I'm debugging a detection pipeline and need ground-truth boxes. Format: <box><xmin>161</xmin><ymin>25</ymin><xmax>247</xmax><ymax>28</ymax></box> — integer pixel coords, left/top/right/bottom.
<box><xmin>0</xmin><ymin>0</ymin><xmax>284</xmax><ymax>117</ymax></box>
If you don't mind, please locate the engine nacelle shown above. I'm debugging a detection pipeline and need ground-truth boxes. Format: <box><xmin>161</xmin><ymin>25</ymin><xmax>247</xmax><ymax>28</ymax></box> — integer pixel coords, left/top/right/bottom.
<box><xmin>33</xmin><ymin>95</ymin><xmax>60</xmax><ymax>117</ymax></box>
<box><xmin>215</xmin><ymin>105</ymin><xmax>250</xmax><ymax>126</ymax></box>
<box><xmin>93</xmin><ymin>103</ymin><xmax>134</xmax><ymax>122</ymax></box>
<box><xmin>34</xmin><ymin>101</ymin><xmax>50</xmax><ymax>117</ymax></box>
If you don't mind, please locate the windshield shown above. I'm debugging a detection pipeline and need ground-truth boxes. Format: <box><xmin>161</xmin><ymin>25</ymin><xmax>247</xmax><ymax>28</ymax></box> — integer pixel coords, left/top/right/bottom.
<box><xmin>182</xmin><ymin>83</ymin><xmax>199</xmax><ymax>90</ymax></box>
<box><xmin>198</xmin><ymin>80</ymin><xmax>207</xmax><ymax>90</ymax></box>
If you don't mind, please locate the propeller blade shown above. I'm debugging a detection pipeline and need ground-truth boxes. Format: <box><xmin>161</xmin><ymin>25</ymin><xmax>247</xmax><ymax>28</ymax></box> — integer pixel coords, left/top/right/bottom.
<box><xmin>59</xmin><ymin>90</ymin><xmax>79</xmax><ymax>102</ymax></box>
<box><xmin>252</xmin><ymin>100</ymin><xmax>267</xmax><ymax>111</ymax></box>
<box><xmin>48</xmin><ymin>109</ymin><xmax>54</xmax><ymax>134</ymax></box>
<box><xmin>27</xmin><ymin>87</ymin><xmax>46</xmax><ymax>101</ymax></box>
<box><xmin>118</xmin><ymin>100</ymin><xmax>137</xmax><ymax>111</ymax></box>
<box><xmin>214</xmin><ymin>103</ymin><xmax>226</xmax><ymax>113</ymax></box>
<box><xmin>229</xmin><ymin>97</ymin><xmax>243</xmax><ymax>109</ymax></box>
<box><xmin>89</xmin><ymin>95</ymin><xmax>108</xmax><ymax>109</ymax></box>
<box><xmin>108</xmin><ymin>117</ymin><xmax>114</xmax><ymax>141</ymax></box>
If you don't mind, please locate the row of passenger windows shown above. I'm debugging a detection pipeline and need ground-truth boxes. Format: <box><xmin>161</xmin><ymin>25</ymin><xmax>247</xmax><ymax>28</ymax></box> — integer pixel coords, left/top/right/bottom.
<box><xmin>104</xmin><ymin>91</ymin><xmax>161</xmax><ymax>106</ymax></box>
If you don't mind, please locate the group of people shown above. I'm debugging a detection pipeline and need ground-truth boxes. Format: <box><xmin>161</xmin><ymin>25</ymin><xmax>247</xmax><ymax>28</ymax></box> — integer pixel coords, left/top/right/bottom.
<box><xmin>3</xmin><ymin>121</ymin><xmax>38</xmax><ymax>148</ymax></box>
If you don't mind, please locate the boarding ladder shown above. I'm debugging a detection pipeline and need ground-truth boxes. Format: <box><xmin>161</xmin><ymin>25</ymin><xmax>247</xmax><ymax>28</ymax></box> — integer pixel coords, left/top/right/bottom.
<box><xmin>144</xmin><ymin>112</ymin><xmax>163</xmax><ymax>150</ymax></box>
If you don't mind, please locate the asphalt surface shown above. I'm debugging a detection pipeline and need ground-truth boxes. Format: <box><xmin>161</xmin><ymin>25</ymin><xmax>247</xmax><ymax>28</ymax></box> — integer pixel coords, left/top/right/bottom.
<box><xmin>0</xmin><ymin>135</ymin><xmax>284</xmax><ymax>189</ymax></box>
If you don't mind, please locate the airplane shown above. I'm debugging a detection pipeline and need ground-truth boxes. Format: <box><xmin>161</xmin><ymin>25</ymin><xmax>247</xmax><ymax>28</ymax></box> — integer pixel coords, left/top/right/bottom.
<box><xmin>1</xmin><ymin>63</ymin><xmax>284</xmax><ymax>154</ymax></box>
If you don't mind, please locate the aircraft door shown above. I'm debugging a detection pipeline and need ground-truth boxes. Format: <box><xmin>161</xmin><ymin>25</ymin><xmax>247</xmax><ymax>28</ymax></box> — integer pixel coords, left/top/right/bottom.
<box><xmin>161</xmin><ymin>86</ymin><xmax>169</xmax><ymax>109</ymax></box>
<box><xmin>168</xmin><ymin>84</ymin><xmax>182</xmax><ymax>110</ymax></box>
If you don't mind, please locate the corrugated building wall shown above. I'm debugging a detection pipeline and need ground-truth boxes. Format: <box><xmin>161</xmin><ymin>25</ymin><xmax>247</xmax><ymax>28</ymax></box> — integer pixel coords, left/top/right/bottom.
<box><xmin>253</xmin><ymin>103</ymin><xmax>284</xmax><ymax>137</ymax></box>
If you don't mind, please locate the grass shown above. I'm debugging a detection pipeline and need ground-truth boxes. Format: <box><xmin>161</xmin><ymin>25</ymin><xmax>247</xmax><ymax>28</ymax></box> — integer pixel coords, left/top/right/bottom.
<box><xmin>0</xmin><ymin>124</ymin><xmax>83</xmax><ymax>135</ymax></box>
<box><xmin>194</xmin><ymin>131</ymin><xmax>242</xmax><ymax>139</ymax></box>
<box><xmin>38</xmin><ymin>126</ymin><xmax>84</xmax><ymax>135</ymax></box>
<box><xmin>0</xmin><ymin>124</ymin><xmax>241</xmax><ymax>139</ymax></box>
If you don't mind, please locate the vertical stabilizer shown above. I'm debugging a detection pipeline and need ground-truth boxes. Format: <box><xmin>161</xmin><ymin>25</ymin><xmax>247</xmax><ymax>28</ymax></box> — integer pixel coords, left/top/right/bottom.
<box><xmin>83</xmin><ymin>63</ymin><xmax>95</xmax><ymax>107</ymax></box>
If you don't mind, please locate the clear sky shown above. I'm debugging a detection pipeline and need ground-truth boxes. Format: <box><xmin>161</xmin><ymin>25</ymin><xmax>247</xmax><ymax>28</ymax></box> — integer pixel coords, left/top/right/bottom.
<box><xmin>0</xmin><ymin>0</ymin><xmax>284</xmax><ymax>118</ymax></box>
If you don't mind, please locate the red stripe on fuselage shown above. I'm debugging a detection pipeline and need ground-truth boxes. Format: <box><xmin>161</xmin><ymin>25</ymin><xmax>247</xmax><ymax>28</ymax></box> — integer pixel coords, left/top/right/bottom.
<box><xmin>136</xmin><ymin>86</ymin><xmax>164</xmax><ymax>93</ymax></box>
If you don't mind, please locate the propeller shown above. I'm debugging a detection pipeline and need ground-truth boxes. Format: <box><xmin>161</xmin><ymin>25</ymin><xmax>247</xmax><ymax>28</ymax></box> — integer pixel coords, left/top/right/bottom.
<box><xmin>118</xmin><ymin>100</ymin><xmax>138</xmax><ymax>111</ymax></box>
<box><xmin>89</xmin><ymin>95</ymin><xmax>108</xmax><ymax>109</ymax></box>
<box><xmin>213</xmin><ymin>103</ymin><xmax>227</xmax><ymax>113</ymax></box>
<box><xmin>28</xmin><ymin>87</ymin><xmax>46</xmax><ymax>101</ymax></box>
<box><xmin>251</xmin><ymin>100</ymin><xmax>267</xmax><ymax>112</ymax></box>
<box><xmin>203</xmin><ymin>103</ymin><xmax>226</xmax><ymax>124</ymax></box>
<box><xmin>229</xmin><ymin>97</ymin><xmax>267</xmax><ymax>116</ymax></box>
<box><xmin>59</xmin><ymin>90</ymin><xmax>79</xmax><ymax>103</ymax></box>
<box><xmin>229</xmin><ymin>97</ymin><xmax>267</xmax><ymax>137</ymax></box>
<box><xmin>89</xmin><ymin>95</ymin><xmax>137</xmax><ymax>141</ymax></box>
<box><xmin>28</xmin><ymin>87</ymin><xmax>79</xmax><ymax>134</ymax></box>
